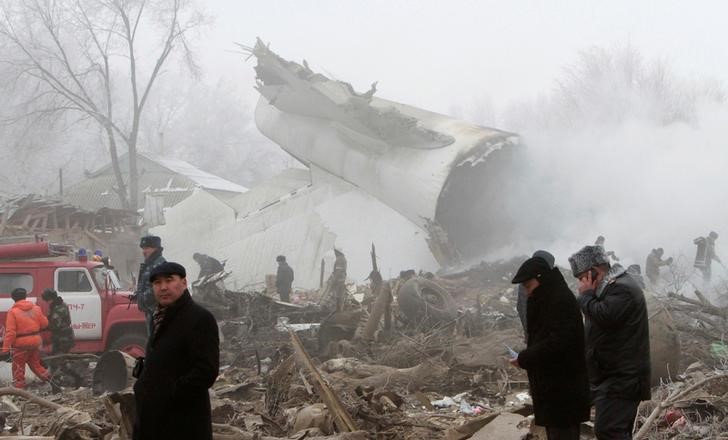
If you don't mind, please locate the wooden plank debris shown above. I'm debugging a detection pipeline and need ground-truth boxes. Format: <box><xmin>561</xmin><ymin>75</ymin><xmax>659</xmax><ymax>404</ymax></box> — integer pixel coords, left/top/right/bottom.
<box><xmin>288</xmin><ymin>329</ymin><xmax>358</xmax><ymax>432</ymax></box>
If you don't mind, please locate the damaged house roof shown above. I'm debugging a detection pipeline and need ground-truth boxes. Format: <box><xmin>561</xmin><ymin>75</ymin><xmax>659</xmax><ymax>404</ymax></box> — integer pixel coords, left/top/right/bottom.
<box><xmin>0</xmin><ymin>193</ymin><xmax>135</xmax><ymax>236</ymax></box>
<box><xmin>62</xmin><ymin>152</ymin><xmax>248</xmax><ymax>212</ymax></box>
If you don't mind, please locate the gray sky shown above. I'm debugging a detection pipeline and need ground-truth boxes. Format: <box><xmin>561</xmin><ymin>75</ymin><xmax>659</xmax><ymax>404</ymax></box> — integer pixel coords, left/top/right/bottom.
<box><xmin>197</xmin><ymin>0</ymin><xmax>728</xmax><ymax>114</ymax></box>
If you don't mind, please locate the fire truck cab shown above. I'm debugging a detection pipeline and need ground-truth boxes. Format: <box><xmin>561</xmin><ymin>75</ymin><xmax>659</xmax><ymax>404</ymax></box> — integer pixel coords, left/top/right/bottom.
<box><xmin>0</xmin><ymin>240</ymin><xmax>147</xmax><ymax>357</ymax></box>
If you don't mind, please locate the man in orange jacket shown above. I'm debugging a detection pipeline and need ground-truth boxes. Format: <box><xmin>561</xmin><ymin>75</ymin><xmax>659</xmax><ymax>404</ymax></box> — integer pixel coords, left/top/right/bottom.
<box><xmin>2</xmin><ymin>288</ymin><xmax>51</xmax><ymax>389</ymax></box>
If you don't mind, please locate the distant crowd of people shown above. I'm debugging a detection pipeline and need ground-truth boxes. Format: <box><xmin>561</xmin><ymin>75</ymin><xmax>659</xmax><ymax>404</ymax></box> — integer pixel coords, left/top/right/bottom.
<box><xmin>592</xmin><ymin>232</ymin><xmax>722</xmax><ymax>288</ymax></box>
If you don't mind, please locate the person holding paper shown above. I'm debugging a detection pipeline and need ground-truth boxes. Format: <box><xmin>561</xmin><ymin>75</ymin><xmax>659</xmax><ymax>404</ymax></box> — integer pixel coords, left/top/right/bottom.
<box><xmin>510</xmin><ymin>255</ymin><xmax>590</xmax><ymax>440</ymax></box>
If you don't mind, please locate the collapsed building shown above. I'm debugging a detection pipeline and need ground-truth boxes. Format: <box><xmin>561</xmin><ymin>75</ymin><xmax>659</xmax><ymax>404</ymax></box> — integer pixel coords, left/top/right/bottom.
<box><xmin>152</xmin><ymin>39</ymin><xmax>521</xmax><ymax>289</ymax></box>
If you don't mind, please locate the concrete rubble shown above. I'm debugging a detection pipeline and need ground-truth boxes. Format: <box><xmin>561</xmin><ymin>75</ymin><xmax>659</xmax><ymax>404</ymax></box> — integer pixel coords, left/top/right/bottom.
<box><xmin>0</xmin><ymin>255</ymin><xmax>726</xmax><ymax>439</ymax></box>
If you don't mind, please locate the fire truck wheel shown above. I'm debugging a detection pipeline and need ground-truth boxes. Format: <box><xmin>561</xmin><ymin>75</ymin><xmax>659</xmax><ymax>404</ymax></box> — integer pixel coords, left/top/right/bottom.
<box><xmin>109</xmin><ymin>332</ymin><xmax>147</xmax><ymax>358</ymax></box>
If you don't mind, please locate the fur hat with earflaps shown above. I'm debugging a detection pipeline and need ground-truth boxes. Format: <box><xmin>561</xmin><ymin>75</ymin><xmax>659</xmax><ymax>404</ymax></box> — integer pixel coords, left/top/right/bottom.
<box><xmin>568</xmin><ymin>245</ymin><xmax>609</xmax><ymax>277</ymax></box>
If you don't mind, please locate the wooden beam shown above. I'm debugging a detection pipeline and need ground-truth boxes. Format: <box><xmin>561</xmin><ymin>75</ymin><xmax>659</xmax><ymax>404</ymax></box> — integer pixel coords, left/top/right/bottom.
<box><xmin>288</xmin><ymin>329</ymin><xmax>358</xmax><ymax>432</ymax></box>
<box><xmin>83</xmin><ymin>229</ymin><xmax>109</xmax><ymax>249</ymax></box>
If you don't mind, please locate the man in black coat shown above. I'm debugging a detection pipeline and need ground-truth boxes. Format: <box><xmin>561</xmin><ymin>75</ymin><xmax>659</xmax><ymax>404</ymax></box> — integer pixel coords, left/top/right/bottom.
<box><xmin>133</xmin><ymin>262</ymin><xmax>219</xmax><ymax>440</ymax></box>
<box><xmin>570</xmin><ymin>245</ymin><xmax>651</xmax><ymax>440</ymax></box>
<box><xmin>516</xmin><ymin>249</ymin><xmax>556</xmax><ymax>342</ymax></box>
<box><xmin>510</xmin><ymin>255</ymin><xmax>590</xmax><ymax>440</ymax></box>
<box><xmin>275</xmin><ymin>255</ymin><xmax>294</xmax><ymax>302</ymax></box>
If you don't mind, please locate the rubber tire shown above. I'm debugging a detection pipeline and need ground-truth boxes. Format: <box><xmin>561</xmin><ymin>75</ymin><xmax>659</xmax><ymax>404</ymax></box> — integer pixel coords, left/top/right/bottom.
<box><xmin>397</xmin><ymin>277</ymin><xmax>458</xmax><ymax>326</ymax></box>
<box><xmin>108</xmin><ymin>332</ymin><xmax>147</xmax><ymax>358</ymax></box>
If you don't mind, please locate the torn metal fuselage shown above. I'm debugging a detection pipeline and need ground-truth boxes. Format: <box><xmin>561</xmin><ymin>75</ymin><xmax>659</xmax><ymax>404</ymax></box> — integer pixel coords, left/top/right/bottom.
<box><xmin>247</xmin><ymin>39</ymin><xmax>521</xmax><ymax>265</ymax></box>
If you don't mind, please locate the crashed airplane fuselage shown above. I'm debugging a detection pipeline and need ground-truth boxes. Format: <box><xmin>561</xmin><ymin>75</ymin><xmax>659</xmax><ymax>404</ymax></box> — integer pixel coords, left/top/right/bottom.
<box><xmin>248</xmin><ymin>39</ymin><xmax>521</xmax><ymax>265</ymax></box>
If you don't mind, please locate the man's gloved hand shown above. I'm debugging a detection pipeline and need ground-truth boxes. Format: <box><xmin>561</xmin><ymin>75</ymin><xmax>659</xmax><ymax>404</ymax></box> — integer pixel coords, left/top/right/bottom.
<box><xmin>666</xmin><ymin>257</ymin><xmax>674</xmax><ymax>265</ymax></box>
<box><xmin>0</xmin><ymin>352</ymin><xmax>11</xmax><ymax>362</ymax></box>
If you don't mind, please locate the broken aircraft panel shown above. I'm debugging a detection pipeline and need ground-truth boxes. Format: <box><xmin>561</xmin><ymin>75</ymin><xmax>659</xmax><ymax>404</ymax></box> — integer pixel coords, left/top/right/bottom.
<box><xmin>246</xmin><ymin>39</ymin><xmax>522</xmax><ymax>262</ymax></box>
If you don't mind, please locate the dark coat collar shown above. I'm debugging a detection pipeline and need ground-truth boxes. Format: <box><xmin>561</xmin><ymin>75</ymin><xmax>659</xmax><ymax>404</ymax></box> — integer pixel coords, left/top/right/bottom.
<box><xmin>151</xmin><ymin>289</ymin><xmax>192</xmax><ymax>344</ymax></box>
<box><xmin>529</xmin><ymin>267</ymin><xmax>563</xmax><ymax>303</ymax></box>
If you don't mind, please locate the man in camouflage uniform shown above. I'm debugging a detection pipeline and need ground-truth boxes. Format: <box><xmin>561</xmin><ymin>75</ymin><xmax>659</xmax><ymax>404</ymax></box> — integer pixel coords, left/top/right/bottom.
<box><xmin>332</xmin><ymin>249</ymin><xmax>348</xmax><ymax>311</ymax></box>
<box><xmin>133</xmin><ymin>235</ymin><xmax>167</xmax><ymax>336</ymax></box>
<box><xmin>42</xmin><ymin>289</ymin><xmax>74</xmax><ymax>352</ymax></box>
<box><xmin>319</xmin><ymin>249</ymin><xmax>348</xmax><ymax>311</ymax></box>
<box><xmin>42</xmin><ymin>288</ymin><xmax>81</xmax><ymax>388</ymax></box>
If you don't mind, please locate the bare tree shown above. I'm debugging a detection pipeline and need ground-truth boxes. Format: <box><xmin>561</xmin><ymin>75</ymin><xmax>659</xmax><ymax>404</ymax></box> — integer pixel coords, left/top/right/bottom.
<box><xmin>503</xmin><ymin>45</ymin><xmax>725</xmax><ymax>132</ymax></box>
<box><xmin>662</xmin><ymin>254</ymin><xmax>695</xmax><ymax>296</ymax></box>
<box><xmin>0</xmin><ymin>0</ymin><xmax>205</xmax><ymax>209</ymax></box>
<box><xmin>140</xmin><ymin>78</ymin><xmax>294</xmax><ymax>186</ymax></box>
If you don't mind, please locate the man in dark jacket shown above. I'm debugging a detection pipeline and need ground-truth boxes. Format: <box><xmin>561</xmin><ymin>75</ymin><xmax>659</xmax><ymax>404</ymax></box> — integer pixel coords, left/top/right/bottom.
<box><xmin>516</xmin><ymin>250</ymin><xmax>556</xmax><ymax>342</ymax></box>
<box><xmin>510</xmin><ymin>256</ymin><xmax>590</xmax><ymax>439</ymax></box>
<box><xmin>192</xmin><ymin>253</ymin><xmax>225</xmax><ymax>279</ymax></box>
<box><xmin>275</xmin><ymin>255</ymin><xmax>294</xmax><ymax>302</ymax></box>
<box><xmin>645</xmin><ymin>248</ymin><xmax>672</xmax><ymax>285</ymax></box>
<box><xmin>570</xmin><ymin>245</ymin><xmax>651</xmax><ymax>440</ymax></box>
<box><xmin>133</xmin><ymin>262</ymin><xmax>219</xmax><ymax>440</ymax></box>
<box><xmin>133</xmin><ymin>235</ymin><xmax>166</xmax><ymax>336</ymax></box>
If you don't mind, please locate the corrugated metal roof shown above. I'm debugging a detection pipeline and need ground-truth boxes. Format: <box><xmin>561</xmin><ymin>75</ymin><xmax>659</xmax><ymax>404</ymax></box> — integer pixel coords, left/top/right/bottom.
<box><xmin>63</xmin><ymin>153</ymin><xmax>247</xmax><ymax>211</ymax></box>
<box><xmin>145</xmin><ymin>154</ymin><xmax>248</xmax><ymax>193</ymax></box>
<box><xmin>63</xmin><ymin>173</ymin><xmax>194</xmax><ymax>211</ymax></box>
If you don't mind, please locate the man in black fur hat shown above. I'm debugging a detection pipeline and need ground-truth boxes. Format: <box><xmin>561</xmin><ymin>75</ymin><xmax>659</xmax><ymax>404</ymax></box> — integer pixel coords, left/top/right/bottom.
<box><xmin>133</xmin><ymin>235</ymin><xmax>166</xmax><ymax>336</ymax></box>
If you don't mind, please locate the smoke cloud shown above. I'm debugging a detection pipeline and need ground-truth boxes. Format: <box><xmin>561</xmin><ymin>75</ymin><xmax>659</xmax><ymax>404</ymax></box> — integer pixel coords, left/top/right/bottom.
<box><xmin>481</xmin><ymin>46</ymin><xmax>727</xmax><ymax>291</ymax></box>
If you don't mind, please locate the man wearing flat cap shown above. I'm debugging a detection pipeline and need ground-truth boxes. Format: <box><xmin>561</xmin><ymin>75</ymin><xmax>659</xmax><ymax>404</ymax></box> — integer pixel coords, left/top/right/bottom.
<box><xmin>569</xmin><ymin>245</ymin><xmax>650</xmax><ymax>440</ymax></box>
<box><xmin>133</xmin><ymin>262</ymin><xmax>219</xmax><ymax>440</ymax></box>
<box><xmin>133</xmin><ymin>235</ymin><xmax>166</xmax><ymax>335</ymax></box>
<box><xmin>516</xmin><ymin>250</ymin><xmax>556</xmax><ymax>342</ymax></box>
<box><xmin>509</xmin><ymin>254</ymin><xmax>590</xmax><ymax>439</ymax></box>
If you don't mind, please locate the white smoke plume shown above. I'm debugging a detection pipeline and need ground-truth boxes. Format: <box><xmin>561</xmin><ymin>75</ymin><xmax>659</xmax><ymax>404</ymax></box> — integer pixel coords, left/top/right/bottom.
<box><xmin>488</xmin><ymin>46</ymin><xmax>728</xmax><ymax>292</ymax></box>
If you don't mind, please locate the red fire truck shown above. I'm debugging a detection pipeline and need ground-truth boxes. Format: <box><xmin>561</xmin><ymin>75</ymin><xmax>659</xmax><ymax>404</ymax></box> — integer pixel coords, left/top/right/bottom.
<box><xmin>0</xmin><ymin>240</ymin><xmax>147</xmax><ymax>357</ymax></box>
